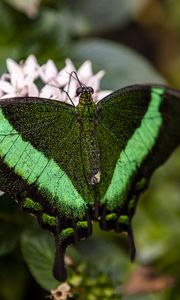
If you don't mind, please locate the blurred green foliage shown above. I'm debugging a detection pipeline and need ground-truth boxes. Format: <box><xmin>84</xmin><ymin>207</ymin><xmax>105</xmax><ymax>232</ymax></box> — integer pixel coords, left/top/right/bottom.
<box><xmin>0</xmin><ymin>0</ymin><xmax>180</xmax><ymax>299</ymax></box>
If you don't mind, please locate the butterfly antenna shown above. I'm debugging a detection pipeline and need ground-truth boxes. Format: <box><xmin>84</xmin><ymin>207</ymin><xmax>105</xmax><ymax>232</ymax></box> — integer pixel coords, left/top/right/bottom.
<box><xmin>45</xmin><ymin>81</ymin><xmax>75</xmax><ymax>107</ymax></box>
<box><xmin>66</xmin><ymin>71</ymin><xmax>85</xmax><ymax>87</ymax></box>
<box><xmin>63</xmin><ymin>71</ymin><xmax>76</xmax><ymax>104</ymax></box>
<box><xmin>62</xmin><ymin>88</ymin><xmax>75</xmax><ymax>106</ymax></box>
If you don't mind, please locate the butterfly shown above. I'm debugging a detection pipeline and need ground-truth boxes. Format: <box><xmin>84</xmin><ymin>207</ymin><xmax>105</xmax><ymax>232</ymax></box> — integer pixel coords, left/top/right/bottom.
<box><xmin>0</xmin><ymin>80</ymin><xmax>179</xmax><ymax>281</ymax></box>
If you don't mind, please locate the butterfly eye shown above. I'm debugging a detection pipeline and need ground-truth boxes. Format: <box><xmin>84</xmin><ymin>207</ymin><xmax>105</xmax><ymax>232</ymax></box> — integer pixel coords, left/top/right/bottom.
<box><xmin>76</xmin><ymin>87</ymin><xmax>83</xmax><ymax>96</ymax></box>
<box><xmin>76</xmin><ymin>86</ymin><xmax>94</xmax><ymax>96</ymax></box>
<box><xmin>88</xmin><ymin>87</ymin><xmax>94</xmax><ymax>94</ymax></box>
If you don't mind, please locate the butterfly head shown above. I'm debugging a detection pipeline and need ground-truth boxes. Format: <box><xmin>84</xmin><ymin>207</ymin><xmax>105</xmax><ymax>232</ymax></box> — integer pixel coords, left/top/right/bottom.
<box><xmin>76</xmin><ymin>86</ymin><xmax>94</xmax><ymax>97</ymax></box>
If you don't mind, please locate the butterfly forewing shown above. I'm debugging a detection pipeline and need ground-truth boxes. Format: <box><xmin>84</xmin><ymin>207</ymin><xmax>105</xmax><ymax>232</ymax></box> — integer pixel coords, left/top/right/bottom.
<box><xmin>96</xmin><ymin>85</ymin><xmax>180</xmax><ymax>212</ymax></box>
<box><xmin>0</xmin><ymin>97</ymin><xmax>92</xmax><ymax>219</ymax></box>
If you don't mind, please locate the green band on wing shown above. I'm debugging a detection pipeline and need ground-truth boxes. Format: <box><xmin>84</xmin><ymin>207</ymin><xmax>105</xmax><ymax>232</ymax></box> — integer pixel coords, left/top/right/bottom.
<box><xmin>60</xmin><ymin>227</ymin><xmax>74</xmax><ymax>241</ymax></box>
<box><xmin>102</xmin><ymin>87</ymin><xmax>165</xmax><ymax>211</ymax></box>
<box><xmin>76</xmin><ymin>221</ymin><xmax>88</xmax><ymax>229</ymax></box>
<box><xmin>23</xmin><ymin>197</ymin><xmax>42</xmax><ymax>211</ymax></box>
<box><xmin>128</xmin><ymin>197</ymin><xmax>136</xmax><ymax>209</ymax></box>
<box><xmin>105</xmin><ymin>213</ymin><xmax>117</xmax><ymax>221</ymax></box>
<box><xmin>42</xmin><ymin>213</ymin><xmax>56</xmax><ymax>226</ymax></box>
<box><xmin>0</xmin><ymin>109</ymin><xmax>87</xmax><ymax>219</ymax></box>
<box><xmin>118</xmin><ymin>215</ymin><xmax>129</xmax><ymax>225</ymax></box>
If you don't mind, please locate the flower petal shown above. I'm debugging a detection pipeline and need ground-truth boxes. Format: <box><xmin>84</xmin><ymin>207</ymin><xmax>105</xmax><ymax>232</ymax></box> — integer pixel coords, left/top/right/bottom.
<box><xmin>77</xmin><ymin>60</ymin><xmax>93</xmax><ymax>83</ymax></box>
<box><xmin>19</xmin><ymin>86</ymin><xmax>29</xmax><ymax>96</ymax></box>
<box><xmin>23</xmin><ymin>55</ymin><xmax>39</xmax><ymax>80</ymax></box>
<box><xmin>39</xmin><ymin>59</ymin><xmax>58</xmax><ymax>83</ymax></box>
<box><xmin>57</xmin><ymin>58</ymin><xmax>76</xmax><ymax>87</ymax></box>
<box><xmin>86</xmin><ymin>70</ymin><xmax>105</xmax><ymax>92</ymax></box>
<box><xmin>0</xmin><ymin>93</ymin><xmax>18</xmax><ymax>99</ymax></box>
<box><xmin>27</xmin><ymin>82</ymin><xmax>39</xmax><ymax>96</ymax></box>
<box><xmin>40</xmin><ymin>84</ymin><xmax>61</xmax><ymax>100</ymax></box>
<box><xmin>1</xmin><ymin>73</ymin><xmax>10</xmax><ymax>81</ymax></box>
<box><xmin>64</xmin><ymin>80</ymin><xmax>77</xmax><ymax>100</ymax></box>
<box><xmin>6</xmin><ymin>58</ymin><xmax>25</xmax><ymax>88</ymax></box>
<box><xmin>95</xmin><ymin>90</ymin><xmax>112</xmax><ymax>102</ymax></box>
<box><xmin>0</xmin><ymin>80</ymin><xmax>14</xmax><ymax>94</ymax></box>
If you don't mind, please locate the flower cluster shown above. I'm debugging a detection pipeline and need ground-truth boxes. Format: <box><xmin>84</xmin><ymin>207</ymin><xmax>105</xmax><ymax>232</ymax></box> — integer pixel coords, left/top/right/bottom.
<box><xmin>0</xmin><ymin>55</ymin><xmax>111</xmax><ymax>106</ymax></box>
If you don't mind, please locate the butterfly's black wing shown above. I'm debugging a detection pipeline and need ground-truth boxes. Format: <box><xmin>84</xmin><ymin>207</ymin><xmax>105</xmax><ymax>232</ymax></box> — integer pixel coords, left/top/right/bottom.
<box><xmin>0</xmin><ymin>97</ymin><xmax>94</xmax><ymax>281</ymax></box>
<box><xmin>96</xmin><ymin>85</ymin><xmax>180</xmax><ymax>257</ymax></box>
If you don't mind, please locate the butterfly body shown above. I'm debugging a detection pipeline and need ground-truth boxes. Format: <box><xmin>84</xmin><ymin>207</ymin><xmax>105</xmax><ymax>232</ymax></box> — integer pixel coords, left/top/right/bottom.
<box><xmin>0</xmin><ymin>84</ymin><xmax>179</xmax><ymax>281</ymax></box>
<box><xmin>76</xmin><ymin>88</ymin><xmax>101</xmax><ymax>187</ymax></box>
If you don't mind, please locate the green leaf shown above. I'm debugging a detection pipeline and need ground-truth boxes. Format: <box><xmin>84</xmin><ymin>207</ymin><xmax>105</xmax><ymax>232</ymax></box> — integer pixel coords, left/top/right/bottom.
<box><xmin>72</xmin><ymin>39</ymin><xmax>165</xmax><ymax>90</ymax></box>
<box><xmin>0</xmin><ymin>194</ymin><xmax>25</xmax><ymax>256</ymax></box>
<box><xmin>0</xmin><ymin>259</ymin><xmax>27</xmax><ymax>300</ymax></box>
<box><xmin>122</xmin><ymin>295</ymin><xmax>161</xmax><ymax>300</ymax></box>
<box><xmin>69</xmin><ymin>0</ymin><xmax>149</xmax><ymax>34</ymax></box>
<box><xmin>75</xmin><ymin>231</ymin><xmax>131</xmax><ymax>283</ymax></box>
<box><xmin>134</xmin><ymin>148</ymin><xmax>180</xmax><ymax>273</ymax></box>
<box><xmin>21</xmin><ymin>229</ymin><xmax>59</xmax><ymax>291</ymax></box>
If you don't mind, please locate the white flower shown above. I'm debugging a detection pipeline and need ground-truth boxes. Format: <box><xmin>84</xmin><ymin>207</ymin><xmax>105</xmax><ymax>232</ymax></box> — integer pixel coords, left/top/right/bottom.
<box><xmin>40</xmin><ymin>58</ymin><xmax>111</xmax><ymax>105</ymax></box>
<box><xmin>51</xmin><ymin>282</ymin><xmax>72</xmax><ymax>300</ymax></box>
<box><xmin>56</xmin><ymin>58</ymin><xmax>77</xmax><ymax>87</ymax></box>
<box><xmin>39</xmin><ymin>59</ymin><xmax>58</xmax><ymax>84</ymax></box>
<box><xmin>0</xmin><ymin>55</ymin><xmax>39</xmax><ymax>98</ymax></box>
<box><xmin>0</xmin><ymin>55</ymin><xmax>112</xmax><ymax>105</ymax></box>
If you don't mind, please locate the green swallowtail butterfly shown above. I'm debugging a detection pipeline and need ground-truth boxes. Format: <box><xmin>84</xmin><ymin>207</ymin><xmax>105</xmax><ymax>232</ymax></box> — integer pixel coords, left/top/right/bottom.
<box><xmin>0</xmin><ymin>82</ymin><xmax>179</xmax><ymax>282</ymax></box>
